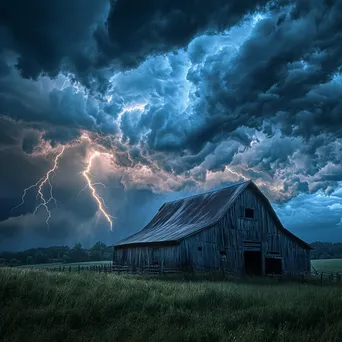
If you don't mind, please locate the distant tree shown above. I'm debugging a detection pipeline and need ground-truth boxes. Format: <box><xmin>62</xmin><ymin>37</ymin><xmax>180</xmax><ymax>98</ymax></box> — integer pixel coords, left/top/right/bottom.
<box><xmin>62</xmin><ymin>254</ymin><xmax>71</xmax><ymax>264</ymax></box>
<box><xmin>34</xmin><ymin>251</ymin><xmax>49</xmax><ymax>264</ymax></box>
<box><xmin>311</xmin><ymin>242</ymin><xmax>342</xmax><ymax>260</ymax></box>
<box><xmin>92</xmin><ymin>241</ymin><xmax>107</xmax><ymax>250</ymax></box>
<box><xmin>69</xmin><ymin>243</ymin><xmax>88</xmax><ymax>262</ymax></box>
<box><xmin>73</xmin><ymin>243</ymin><xmax>82</xmax><ymax>250</ymax></box>
<box><xmin>26</xmin><ymin>256</ymin><xmax>34</xmax><ymax>265</ymax></box>
<box><xmin>89</xmin><ymin>241</ymin><xmax>107</xmax><ymax>261</ymax></box>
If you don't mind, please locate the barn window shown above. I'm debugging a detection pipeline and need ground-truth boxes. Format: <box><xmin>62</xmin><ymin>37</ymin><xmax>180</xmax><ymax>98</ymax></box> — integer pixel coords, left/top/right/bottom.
<box><xmin>198</xmin><ymin>246</ymin><xmax>202</xmax><ymax>251</ymax></box>
<box><xmin>220</xmin><ymin>250</ymin><xmax>226</xmax><ymax>256</ymax></box>
<box><xmin>244</xmin><ymin>208</ymin><xmax>254</xmax><ymax>219</ymax></box>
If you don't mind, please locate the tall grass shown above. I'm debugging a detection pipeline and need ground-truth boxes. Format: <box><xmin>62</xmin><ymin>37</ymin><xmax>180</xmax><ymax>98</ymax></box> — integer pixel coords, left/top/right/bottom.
<box><xmin>1</xmin><ymin>268</ymin><xmax>342</xmax><ymax>342</ymax></box>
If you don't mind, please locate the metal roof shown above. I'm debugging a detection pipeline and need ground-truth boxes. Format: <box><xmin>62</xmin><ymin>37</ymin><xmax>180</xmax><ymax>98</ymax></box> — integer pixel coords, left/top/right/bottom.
<box><xmin>115</xmin><ymin>181</ymin><xmax>249</xmax><ymax>246</ymax></box>
<box><xmin>115</xmin><ymin>180</ymin><xmax>312</xmax><ymax>250</ymax></box>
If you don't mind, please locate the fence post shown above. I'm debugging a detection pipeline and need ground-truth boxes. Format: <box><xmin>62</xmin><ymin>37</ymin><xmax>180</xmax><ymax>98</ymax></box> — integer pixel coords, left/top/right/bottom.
<box><xmin>320</xmin><ymin>272</ymin><xmax>323</xmax><ymax>286</ymax></box>
<box><xmin>78</xmin><ymin>265</ymin><xmax>80</xmax><ymax>273</ymax></box>
<box><xmin>69</xmin><ymin>266</ymin><xmax>71</xmax><ymax>272</ymax></box>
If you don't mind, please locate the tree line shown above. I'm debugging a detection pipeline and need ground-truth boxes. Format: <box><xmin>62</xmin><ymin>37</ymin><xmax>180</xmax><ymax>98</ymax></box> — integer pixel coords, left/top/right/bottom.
<box><xmin>310</xmin><ymin>242</ymin><xmax>342</xmax><ymax>260</ymax></box>
<box><xmin>0</xmin><ymin>241</ymin><xmax>112</xmax><ymax>267</ymax></box>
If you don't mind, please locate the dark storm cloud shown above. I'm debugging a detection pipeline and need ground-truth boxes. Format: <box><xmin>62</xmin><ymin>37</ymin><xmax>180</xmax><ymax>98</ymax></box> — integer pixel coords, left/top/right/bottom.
<box><xmin>0</xmin><ymin>0</ymin><xmax>108</xmax><ymax>80</ymax></box>
<box><xmin>104</xmin><ymin>0</ymin><xmax>273</xmax><ymax>68</ymax></box>
<box><xmin>0</xmin><ymin>0</ymin><xmax>275</xmax><ymax>82</ymax></box>
<box><xmin>21</xmin><ymin>131</ymin><xmax>41</xmax><ymax>154</ymax></box>
<box><xmin>0</xmin><ymin>64</ymin><xmax>120</xmax><ymax>146</ymax></box>
<box><xmin>185</xmin><ymin>0</ymin><xmax>342</xmax><ymax>150</ymax></box>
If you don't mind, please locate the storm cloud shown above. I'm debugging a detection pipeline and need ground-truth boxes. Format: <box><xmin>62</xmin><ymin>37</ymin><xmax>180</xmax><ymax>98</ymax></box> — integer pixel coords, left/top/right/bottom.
<box><xmin>0</xmin><ymin>0</ymin><xmax>342</xmax><ymax>250</ymax></box>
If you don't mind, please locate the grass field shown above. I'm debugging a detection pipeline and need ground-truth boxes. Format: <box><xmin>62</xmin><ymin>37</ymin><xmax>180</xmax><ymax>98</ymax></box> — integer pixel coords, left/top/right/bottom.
<box><xmin>17</xmin><ymin>260</ymin><xmax>112</xmax><ymax>269</ymax></box>
<box><xmin>311</xmin><ymin>259</ymin><xmax>342</xmax><ymax>274</ymax></box>
<box><xmin>1</xmin><ymin>268</ymin><xmax>342</xmax><ymax>342</ymax></box>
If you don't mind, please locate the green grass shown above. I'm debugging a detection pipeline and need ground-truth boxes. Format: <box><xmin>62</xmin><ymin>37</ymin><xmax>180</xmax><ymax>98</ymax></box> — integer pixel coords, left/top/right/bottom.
<box><xmin>311</xmin><ymin>259</ymin><xmax>342</xmax><ymax>274</ymax></box>
<box><xmin>1</xmin><ymin>268</ymin><xmax>342</xmax><ymax>342</ymax></box>
<box><xmin>17</xmin><ymin>260</ymin><xmax>112</xmax><ymax>269</ymax></box>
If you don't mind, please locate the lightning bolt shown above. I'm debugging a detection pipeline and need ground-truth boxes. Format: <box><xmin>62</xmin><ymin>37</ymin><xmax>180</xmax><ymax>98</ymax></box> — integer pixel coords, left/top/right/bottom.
<box><xmin>82</xmin><ymin>151</ymin><xmax>114</xmax><ymax>231</ymax></box>
<box><xmin>117</xmin><ymin>103</ymin><xmax>147</xmax><ymax>125</ymax></box>
<box><xmin>116</xmin><ymin>103</ymin><xmax>147</xmax><ymax>141</ymax></box>
<box><xmin>12</xmin><ymin>146</ymin><xmax>65</xmax><ymax>228</ymax></box>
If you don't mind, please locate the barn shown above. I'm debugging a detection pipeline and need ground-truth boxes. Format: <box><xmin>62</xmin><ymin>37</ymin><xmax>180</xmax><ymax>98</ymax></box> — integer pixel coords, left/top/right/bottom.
<box><xmin>113</xmin><ymin>180</ymin><xmax>311</xmax><ymax>275</ymax></box>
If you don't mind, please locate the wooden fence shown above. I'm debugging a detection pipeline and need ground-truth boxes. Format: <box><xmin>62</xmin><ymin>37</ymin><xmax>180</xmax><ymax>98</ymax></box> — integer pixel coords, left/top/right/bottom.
<box><xmin>34</xmin><ymin>264</ymin><xmax>113</xmax><ymax>273</ymax></box>
<box><xmin>112</xmin><ymin>264</ymin><xmax>180</xmax><ymax>274</ymax></box>
<box><xmin>25</xmin><ymin>263</ymin><xmax>180</xmax><ymax>275</ymax></box>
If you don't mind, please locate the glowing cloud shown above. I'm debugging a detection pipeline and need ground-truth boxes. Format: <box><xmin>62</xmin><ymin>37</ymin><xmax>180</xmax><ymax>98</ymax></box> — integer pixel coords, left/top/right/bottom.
<box><xmin>117</xmin><ymin>103</ymin><xmax>148</xmax><ymax>126</ymax></box>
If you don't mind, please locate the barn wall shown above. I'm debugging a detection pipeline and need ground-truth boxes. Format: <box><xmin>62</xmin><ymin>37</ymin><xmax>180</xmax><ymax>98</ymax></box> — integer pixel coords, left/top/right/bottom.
<box><xmin>113</xmin><ymin>225</ymin><xmax>222</xmax><ymax>271</ymax></box>
<box><xmin>218</xmin><ymin>186</ymin><xmax>311</xmax><ymax>275</ymax></box>
<box><xmin>113</xmin><ymin>244</ymin><xmax>184</xmax><ymax>269</ymax></box>
<box><xmin>179</xmin><ymin>224</ymin><xmax>221</xmax><ymax>271</ymax></box>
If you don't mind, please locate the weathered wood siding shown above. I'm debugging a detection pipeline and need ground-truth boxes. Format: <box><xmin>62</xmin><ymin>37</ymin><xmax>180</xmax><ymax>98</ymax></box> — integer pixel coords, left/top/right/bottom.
<box><xmin>113</xmin><ymin>244</ymin><xmax>182</xmax><ymax>269</ymax></box>
<box><xmin>216</xmin><ymin>186</ymin><xmax>310</xmax><ymax>274</ymax></box>
<box><xmin>113</xmin><ymin>226</ymin><xmax>222</xmax><ymax>271</ymax></box>
<box><xmin>113</xmin><ymin>186</ymin><xmax>310</xmax><ymax>275</ymax></box>
<box><xmin>178</xmin><ymin>224</ymin><xmax>221</xmax><ymax>271</ymax></box>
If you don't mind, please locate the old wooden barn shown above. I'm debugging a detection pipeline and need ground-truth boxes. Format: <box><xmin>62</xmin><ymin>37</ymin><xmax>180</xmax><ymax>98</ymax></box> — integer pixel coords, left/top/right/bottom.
<box><xmin>113</xmin><ymin>180</ymin><xmax>311</xmax><ymax>275</ymax></box>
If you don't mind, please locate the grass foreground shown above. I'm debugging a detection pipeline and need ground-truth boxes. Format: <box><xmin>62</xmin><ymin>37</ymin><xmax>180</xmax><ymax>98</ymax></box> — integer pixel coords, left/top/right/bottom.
<box><xmin>1</xmin><ymin>268</ymin><xmax>342</xmax><ymax>342</ymax></box>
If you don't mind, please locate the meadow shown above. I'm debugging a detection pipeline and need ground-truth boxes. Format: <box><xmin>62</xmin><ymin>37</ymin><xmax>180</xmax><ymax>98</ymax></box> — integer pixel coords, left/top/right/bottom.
<box><xmin>311</xmin><ymin>258</ymin><xmax>342</xmax><ymax>274</ymax></box>
<box><xmin>1</xmin><ymin>267</ymin><xmax>342</xmax><ymax>342</ymax></box>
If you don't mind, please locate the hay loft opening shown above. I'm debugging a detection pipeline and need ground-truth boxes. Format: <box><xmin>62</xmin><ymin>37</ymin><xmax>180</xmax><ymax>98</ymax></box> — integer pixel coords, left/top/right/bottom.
<box><xmin>244</xmin><ymin>207</ymin><xmax>254</xmax><ymax>219</ymax></box>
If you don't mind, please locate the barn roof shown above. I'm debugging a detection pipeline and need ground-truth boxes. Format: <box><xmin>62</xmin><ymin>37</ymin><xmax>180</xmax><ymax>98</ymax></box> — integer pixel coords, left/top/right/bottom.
<box><xmin>115</xmin><ymin>180</ymin><xmax>311</xmax><ymax>249</ymax></box>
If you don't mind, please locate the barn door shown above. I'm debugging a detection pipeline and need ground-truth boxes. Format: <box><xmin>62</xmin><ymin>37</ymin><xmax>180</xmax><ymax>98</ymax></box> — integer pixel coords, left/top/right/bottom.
<box><xmin>243</xmin><ymin>241</ymin><xmax>262</xmax><ymax>275</ymax></box>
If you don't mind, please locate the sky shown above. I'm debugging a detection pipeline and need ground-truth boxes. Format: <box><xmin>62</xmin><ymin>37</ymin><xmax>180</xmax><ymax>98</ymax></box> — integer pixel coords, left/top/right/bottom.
<box><xmin>0</xmin><ymin>0</ymin><xmax>342</xmax><ymax>251</ymax></box>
